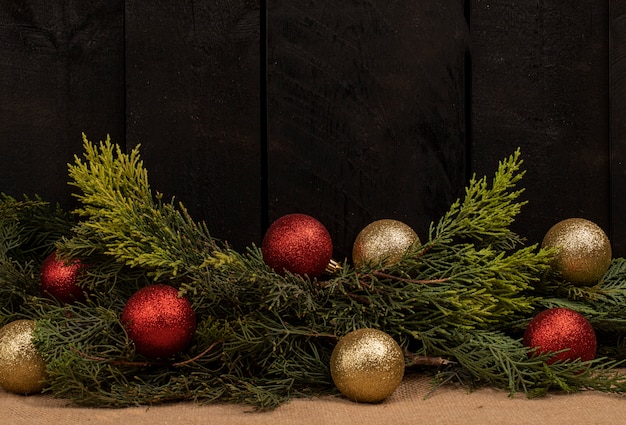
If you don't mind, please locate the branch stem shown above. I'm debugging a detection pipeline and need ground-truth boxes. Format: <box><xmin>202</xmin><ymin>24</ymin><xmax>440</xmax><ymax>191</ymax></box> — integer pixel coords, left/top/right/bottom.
<box><xmin>372</xmin><ymin>271</ymin><xmax>448</xmax><ymax>285</ymax></box>
<box><xmin>69</xmin><ymin>340</ymin><xmax>223</xmax><ymax>368</ymax></box>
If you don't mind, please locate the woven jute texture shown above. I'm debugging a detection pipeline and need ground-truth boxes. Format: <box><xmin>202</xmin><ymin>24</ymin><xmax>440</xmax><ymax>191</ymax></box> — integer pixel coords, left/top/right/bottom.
<box><xmin>2</xmin><ymin>374</ymin><xmax>625</xmax><ymax>425</ymax></box>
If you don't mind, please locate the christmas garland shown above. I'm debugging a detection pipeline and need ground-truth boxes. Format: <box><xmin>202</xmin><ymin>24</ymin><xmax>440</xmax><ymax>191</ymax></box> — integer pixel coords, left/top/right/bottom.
<box><xmin>1</xmin><ymin>134</ymin><xmax>626</xmax><ymax>409</ymax></box>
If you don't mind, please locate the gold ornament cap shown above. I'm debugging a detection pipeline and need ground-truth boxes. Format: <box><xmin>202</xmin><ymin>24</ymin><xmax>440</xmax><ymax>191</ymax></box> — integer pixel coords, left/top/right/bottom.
<box><xmin>352</xmin><ymin>219</ymin><xmax>420</xmax><ymax>269</ymax></box>
<box><xmin>330</xmin><ymin>328</ymin><xmax>405</xmax><ymax>403</ymax></box>
<box><xmin>541</xmin><ymin>218</ymin><xmax>612</xmax><ymax>286</ymax></box>
<box><xmin>0</xmin><ymin>320</ymin><xmax>47</xmax><ymax>394</ymax></box>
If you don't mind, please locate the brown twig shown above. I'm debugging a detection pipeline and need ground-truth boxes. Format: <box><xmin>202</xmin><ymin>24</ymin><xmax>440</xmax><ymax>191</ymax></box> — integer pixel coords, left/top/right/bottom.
<box><xmin>172</xmin><ymin>341</ymin><xmax>222</xmax><ymax>366</ymax></box>
<box><xmin>357</xmin><ymin>279</ymin><xmax>381</xmax><ymax>293</ymax></box>
<box><xmin>404</xmin><ymin>351</ymin><xmax>456</xmax><ymax>367</ymax></box>
<box><xmin>70</xmin><ymin>347</ymin><xmax>160</xmax><ymax>367</ymax></box>
<box><xmin>345</xmin><ymin>291</ymin><xmax>371</xmax><ymax>305</ymax></box>
<box><xmin>372</xmin><ymin>271</ymin><xmax>448</xmax><ymax>285</ymax></box>
<box><xmin>69</xmin><ymin>340</ymin><xmax>223</xmax><ymax>368</ymax></box>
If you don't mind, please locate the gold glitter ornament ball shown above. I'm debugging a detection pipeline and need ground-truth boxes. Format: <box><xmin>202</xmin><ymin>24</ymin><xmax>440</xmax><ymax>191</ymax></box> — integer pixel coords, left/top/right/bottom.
<box><xmin>330</xmin><ymin>328</ymin><xmax>405</xmax><ymax>403</ymax></box>
<box><xmin>0</xmin><ymin>320</ymin><xmax>47</xmax><ymax>394</ymax></box>
<box><xmin>352</xmin><ymin>219</ymin><xmax>419</xmax><ymax>268</ymax></box>
<box><xmin>541</xmin><ymin>218</ymin><xmax>612</xmax><ymax>286</ymax></box>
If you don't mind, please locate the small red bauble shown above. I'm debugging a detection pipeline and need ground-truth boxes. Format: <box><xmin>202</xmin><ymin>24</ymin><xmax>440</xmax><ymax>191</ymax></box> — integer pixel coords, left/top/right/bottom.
<box><xmin>523</xmin><ymin>307</ymin><xmax>596</xmax><ymax>364</ymax></box>
<box><xmin>121</xmin><ymin>284</ymin><xmax>196</xmax><ymax>359</ymax></box>
<box><xmin>262</xmin><ymin>213</ymin><xmax>333</xmax><ymax>278</ymax></box>
<box><xmin>39</xmin><ymin>251</ymin><xmax>86</xmax><ymax>304</ymax></box>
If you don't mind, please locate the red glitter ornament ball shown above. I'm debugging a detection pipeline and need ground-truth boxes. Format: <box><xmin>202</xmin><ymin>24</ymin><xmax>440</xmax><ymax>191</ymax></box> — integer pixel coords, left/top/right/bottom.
<box><xmin>523</xmin><ymin>307</ymin><xmax>596</xmax><ymax>364</ymax></box>
<box><xmin>39</xmin><ymin>251</ymin><xmax>86</xmax><ymax>304</ymax></box>
<box><xmin>121</xmin><ymin>284</ymin><xmax>196</xmax><ymax>359</ymax></box>
<box><xmin>262</xmin><ymin>213</ymin><xmax>333</xmax><ymax>278</ymax></box>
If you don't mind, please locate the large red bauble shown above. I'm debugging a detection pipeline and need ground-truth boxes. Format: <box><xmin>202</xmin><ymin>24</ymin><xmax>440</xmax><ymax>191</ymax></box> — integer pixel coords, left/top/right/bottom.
<box><xmin>39</xmin><ymin>251</ymin><xmax>86</xmax><ymax>304</ymax></box>
<box><xmin>261</xmin><ymin>213</ymin><xmax>333</xmax><ymax>278</ymax></box>
<box><xmin>523</xmin><ymin>307</ymin><xmax>596</xmax><ymax>364</ymax></box>
<box><xmin>121</xmin><ymin>284</ymin><xmax>196</xmax><ymax>359</ymax></box>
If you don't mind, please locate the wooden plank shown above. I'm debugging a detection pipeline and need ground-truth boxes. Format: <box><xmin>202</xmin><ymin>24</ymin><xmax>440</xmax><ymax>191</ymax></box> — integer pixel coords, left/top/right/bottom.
<box><xmin>125</xmin><ymin>0</ymin><xmax>262</xmax><ymax>249</ymax></box>
<box><xmin>266</xmin><ymin>0</ymin><xmax>469</xmax><ymax>259</ymax></box>
<box><xmin>0</xmin><ymin>1</ymin><xmax>125</xmax><ymax>208</ymax></box>
<box><xmin>610</xmin><ymin>0</ymin><xmax>626</xmax><ymax>257</ymax></box>
<box><xmin>470</xmin><ymin>1</ymin><xmax>611</xmax><ymax>251</ymax></box>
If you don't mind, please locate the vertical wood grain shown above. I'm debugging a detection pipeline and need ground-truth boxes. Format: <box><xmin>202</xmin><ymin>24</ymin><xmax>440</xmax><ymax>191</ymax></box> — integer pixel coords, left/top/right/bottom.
<box><xmin>0</xmin><ymin>0</ymin><xmax>124</xmax><ymax>208</ymax></box>
<box><xmin>610</xmin><ymin>0</ymin><xmax>626</xmax><ymax>256</ymax></box>
<box><xmin>125</xmin><ymin>0</ymin><xmax>262</xmax><ymax>249</ymax></box>
<box><xmin>470</xmin><ymin>1</ymin><xmax>611</xmax><ymax>250</ymax></box>
<box><xmin>1</xmin><ymin>1</ymin><xmax>619</xmax><ymax>260</ymax></box>
<box><xmin>266</xmin><ymin>0</ymin><xmax>469</xmax><ymax>259</ymax></box>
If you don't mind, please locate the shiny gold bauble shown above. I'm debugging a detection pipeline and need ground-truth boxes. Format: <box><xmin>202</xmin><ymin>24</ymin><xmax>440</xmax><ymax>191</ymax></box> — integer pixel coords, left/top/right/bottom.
<box><xmin>0</xmin><ymin>320</ymin><xmax>47</xmax><ymax>394</ymax></box>
<box><xmin>352</xmin><ymin>219</ymin><xmax>420</xmax><ymax>268</ymax></box>
<box><xmin>541</xmin><ymin>218</ymin><xmax>612</xmax><ymax>286</ymax></box>
<box><xmin>330</xmin><ymin>328</ymin><xmax>405</xmax><ymax>403</ymax></box>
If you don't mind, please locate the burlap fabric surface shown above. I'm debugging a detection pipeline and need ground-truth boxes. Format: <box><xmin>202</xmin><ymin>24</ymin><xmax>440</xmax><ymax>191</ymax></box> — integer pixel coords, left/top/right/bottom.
<box><xmin>2</xmin><ymin>375</ymin><xmax>625</xmax><ymax>425</ymax></box>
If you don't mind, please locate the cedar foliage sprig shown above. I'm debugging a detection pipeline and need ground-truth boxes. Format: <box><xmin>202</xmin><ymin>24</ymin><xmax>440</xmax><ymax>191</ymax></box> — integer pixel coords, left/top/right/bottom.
<box><xmin>2</xmin><ymin>135</ymin><xmax>626</xmax><ymax>409</ymax></box>
<box><xmin>65</xmin><ymin>134</ymin><xmax>217</xmax><ymax>281</ymax></box>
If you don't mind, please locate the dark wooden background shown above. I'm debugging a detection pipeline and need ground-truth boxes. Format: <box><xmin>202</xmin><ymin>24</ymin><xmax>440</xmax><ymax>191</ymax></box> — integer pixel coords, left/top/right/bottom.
<box><xmin>1</xmin><ymin>1</ymin><xmax>624</xmax><ymax>260</ymax></box>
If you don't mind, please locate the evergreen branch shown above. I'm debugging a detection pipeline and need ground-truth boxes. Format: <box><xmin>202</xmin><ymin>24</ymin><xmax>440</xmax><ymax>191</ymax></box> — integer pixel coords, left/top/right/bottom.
<box><xmin>65</xmin><ymin>134</ymin><xmax>218</xmax><ymax>281</ymax></box>
<box><xmin>0</xmin><ymin>195</ymin><xmax>73</xmax><ymax>325</ymax></box>
<box><xmin>533</xmin><ymin>259</ymin><xmax>626</xmax><ymax>333</ymax></box>
<box><xmin>0</xmin><ymin>137</ymin><xmax>622</xmax><ymax>410</ymax></box>
<box><xmin>427</xmin><ymin>148</ymin><xmax>527</xmax><ymax>249</ymax></box>
<box><xmin>423</xmin><ymin>329</ymin><xmax>626</xmax><ymax>397</ymax></box>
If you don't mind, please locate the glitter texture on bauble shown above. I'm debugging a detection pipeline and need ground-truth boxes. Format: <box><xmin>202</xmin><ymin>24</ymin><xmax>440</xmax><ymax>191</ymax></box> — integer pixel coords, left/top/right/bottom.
<box><xmin>541</xmin><ymin>218</ymin><xmax>611</xmax><ymax>286</ymax></box>
<box><xmin>39</xmin><ymin>251</ymin><xmax>86</xmax><ymax>304</ymax></box>
<box><xmin>122</xmin><ymin>284</ymin><xmax>196</xmax><ymax>359</ymax></box>
<box><xmin>352</xmin><ymin>219</ymin><xmax>420</xmax><ymax>269</ymax></box>
<box><xmin>330</xmin><ymin>328</ymin><xmax>405</xmax><ymax>403</ymax></box>
<box><xmin>262</xmin><ymin>213</ymin><xmax>333</xmax><ymax>278</ymax></box>
<box><xmin>0</xmin><ymin>320</ymin><xmax>48</xmax><ymax>394</ymax></box>
<box><xmin>523</xmin><ymin>307</ymin><xmax>596</xmax><ymax>364</ymax></box>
